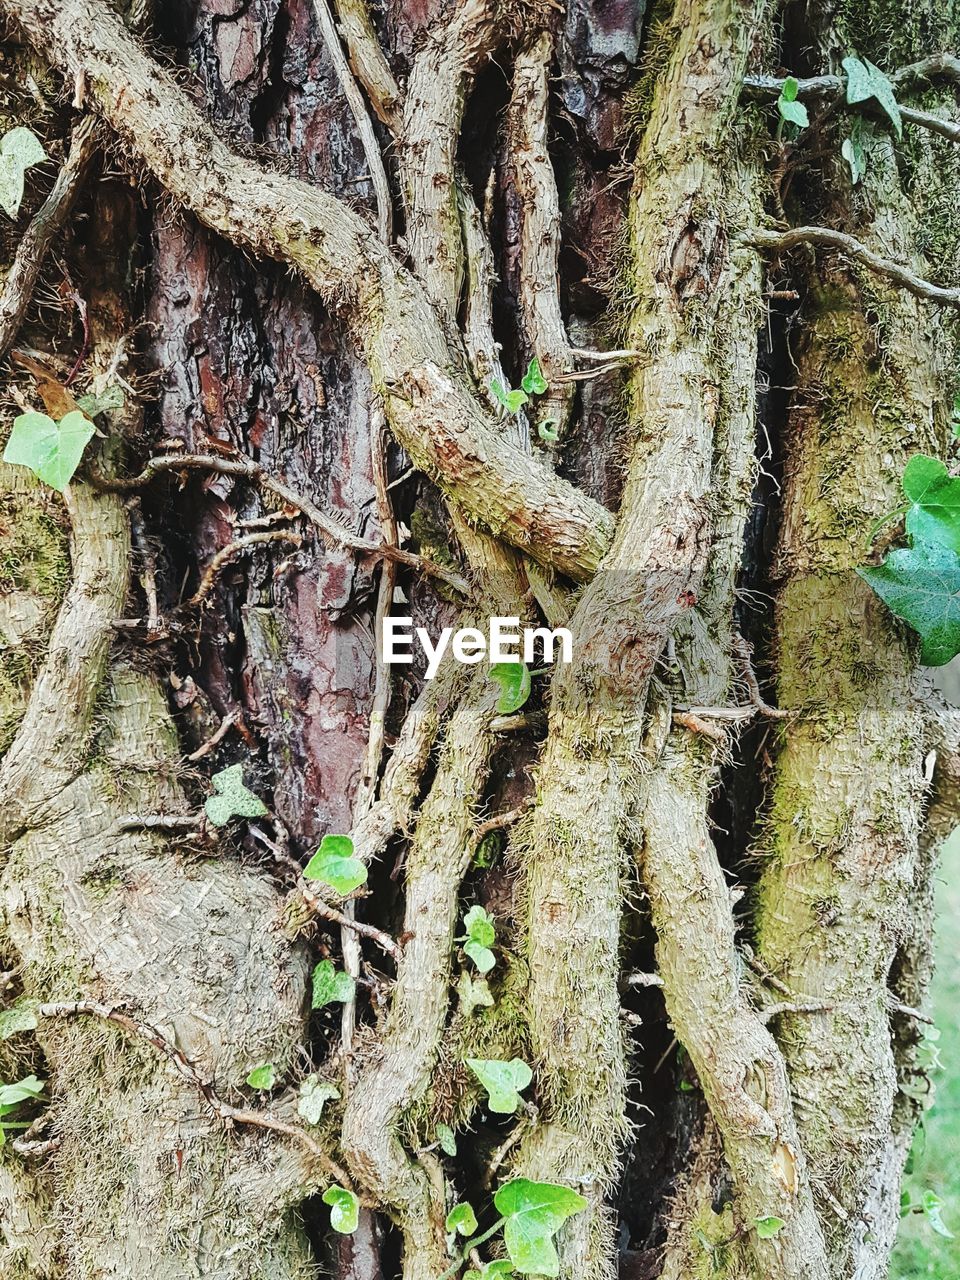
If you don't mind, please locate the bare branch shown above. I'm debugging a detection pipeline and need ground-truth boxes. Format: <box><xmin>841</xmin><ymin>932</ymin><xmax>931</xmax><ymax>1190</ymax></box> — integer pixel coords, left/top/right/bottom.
<box><xmin>0</xmin><ymin>115</ymin><xmax>98</xmax><ymax>359</ymax></box>
<box><xmin>90</xmin><ymin>451</ymin><xmax>470</xmax><ymax>594</ymax></box>
<box><xmin>333</xmin><ymin>0</ymin><xmax>401</xmax><ymax>129</ymax></box>
<box><xmin>743</xmin><ymin>225</ymin><xmax>960</xmax><ymax>309</ymax></box>
<box><xmin>311</xmin><ymin>0</ymin><xmax>393</xmax><ymax>242</ymax></box>
<box><xmin>183</xmin><ymin>531</ymin><xmax>302</xmax><ymax>608</ymax></box>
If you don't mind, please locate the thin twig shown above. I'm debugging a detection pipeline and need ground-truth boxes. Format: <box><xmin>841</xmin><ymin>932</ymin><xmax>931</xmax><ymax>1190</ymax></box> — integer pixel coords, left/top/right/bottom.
<box><xmin>38</xmin><ymin>1000</ymin><xmax>353</xmax><ymax>1186</ymax></box>
<box><xmin>733</xmin><ymin>633</ymin><xmax>791</xmax><ymax>719</ymax></box>
<box><xmin>759</xmin><ymin>1000</ymin><xmax>832</xmax><ymax>1024</ymax></box>
<box><xmin>0</xmin><ymin>116</ymin><xmax>99</xmax><ymax>360</ymax></box>
<box><xmin>126</xmin><ymin>496</ymin><xmax>161</xmax><ymax>638</ymax></box>
<box><xmin>186</xmin><ymin>711</ymin><xmax>240</xmax><ymax>763</ymax></box>
<box><xmin>114</xmin><ymin>813</ymin><xmax>201</xmax><ymax>832</ymax></box>
<box><xmin>310</xmin><ymin>0</ymin><xmax>393</xmax><ymax>242</ymax></box>
<box><xmin>90</xmin><ymin>452</ymin><xmax>469</xmax><ymax>594</ymax></box>
<box><xmin>183</xmin><ymin>531</ymin><xmax>302</xmax><ymax>608</ymax></box>
<box><xmin>742</xmin><ymin>226</ymin><xmax>960</xmax><ymax>310</ymax></box>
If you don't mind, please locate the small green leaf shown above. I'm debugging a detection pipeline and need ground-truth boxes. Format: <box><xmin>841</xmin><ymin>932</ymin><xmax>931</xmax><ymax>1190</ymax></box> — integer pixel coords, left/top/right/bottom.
<box><xmin>781</xmin><ymin>75</ymin><xmax>799</xmax><ymax>103</ymax></box>
<box><xmin>473</xmin><ymin>830</ymin><xmax>502</xmax><ymax>869</ymax></box>
<box><xmin>304</xmin><ymin>834</ymin><xmax>368</xmax><ymax>896</ymax></box>
<box><xmin>921</xmin><ymin>1189</ymin><xmax>954</xmax><ymax>1238</ymax></box>
<box><xmin>467</xmin><ymin>1057</ymin><xmax>533</xmax><ymax>1114</ymax></box>
<box><xmin>777</xmin><ymin>97</ymin><xmax>809</xmax><ymax>128</ymax></box>
<box><xmin>4</xmin><ymin>409</ymin><xmax>96</xmax><ymax>493</ymax></box>
<box><xmin>311</xmin><ymin>959</ymin><xmax>356</xmax><ymax>1009</ymax></box>
<box><xmin>0</xmin><ymin>1075</ymin><xmax>43</xmax><ymax>1111</ymax></box>
<box><xmin>0</xmin><ymin>126</ymin><xmax>46</xmax><ymax>218</ymax></box>
<box><xmin>457</xmin><ymin>970</ymin><xmax>495</xmax><ymax>1017</ymax></box>
<box><xmin>297</xmin><ymin>1075</ymin><xmax>341</xmax><ymax>1124</ymax></box>
<box><xmin>488</xmin><ymin>661</ymin><xmax>531</xmax><ymax>714</ymax></box>
<box><xmin>461</xmin><ymin>904</ymin><xmax>497</xmax><ymax>974</ymax></box>
<box><xmin>494</xmin><ymin>1178</ymin><xmax>588</xmax><ymax>1277</ymax></box>
<box><xmin>75</xmin><ymin>385</ymin><xmax>125</xmax><ymax>418</ymax></box>
<box><xmin>204</xmin><ymin>764</ymin><xmax>268</xmax><ymax>827</ymax></box>
<box><xmin>537</xmin><ymin>418</ymin><xmax>560</xmax><ymax>443</ymax></box>
<box><xmin>902</xmin><ymin>454</ymin><xmax>960</xmax><ymax>554</ymax></box>
<box><xmin>754</xmin><ymin>1216</ymin><xmax>785</xmax><ymax>1239</ymax></box>
<box><xmin>858</xmin><ymin>539</ymin><xmax>960</xmax><ymax>665</ymax></box>
<box><xmin>323</xmin><ymin>1184</ymin><xmax>360</xmax><ymax>1234</ymax></box>
<box><xmin>436</xmin><ymin>1122</ymin><xmax>458</xmax><ymax>1156</ymax></box>
<box><xmin>841</xmin><ymin>115</ymin><xmax>868</xmax><ymax>184</ymax></box>
<box><xmin>490</xmin><ymin>378</ymin><xmax>529</xmax><ymax>415</ymax></box>
<box><xmin>842</xmin><ymin>55</ymin><xmax>901</xmax><ymax>137</ymax></box>
<box><xmin>520</xmin><ymin>359</ymin><xmax>549</xmax><ymax>396</ymax></box>
<box><xmin>0</xmin><ymin>999</ymin><xmax>39</xmax><ymax>1040</ymax></box>
<box><xmin>465</xmin><ymin>1264</ymin><xmax>514</xmax><ymax>1280</ymax></box>
<box><xmin>446</xmin><ymin>1201</ymin><xmax>479</xmax><ymax>1236</ymax></box>
<box><xmin>245</xmin><ymin>1062</ymin><xmax>276</xmax><ymax>1090</ymax></box>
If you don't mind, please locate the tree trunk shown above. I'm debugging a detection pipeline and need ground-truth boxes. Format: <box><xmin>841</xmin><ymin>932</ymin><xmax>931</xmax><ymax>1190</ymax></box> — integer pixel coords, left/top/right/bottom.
<box><xmin>0</xmin><ymin>0</ymin><xmax>958</xmax><ymax>1277</ymax></box>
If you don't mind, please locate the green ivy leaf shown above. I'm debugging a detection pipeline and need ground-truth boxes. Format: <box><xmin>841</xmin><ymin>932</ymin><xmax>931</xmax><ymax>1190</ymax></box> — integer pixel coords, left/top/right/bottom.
<box><xmin>467</xmin><ymin>1057</ymin><xmax>533</xmax><ymax>1114</ymax></box>
<box><xmin>494</xmin><ymin>1178</ymin><xmax>588</xmax><ymax>1277</ymax></box>
<box><xmin>0</xmin><ymin>999</ymin><xmax>39</xmax><ymax>1041</ymax></box>
<box><xmin>460</xmin><ymin>904</ymin><xmax>497</xmax><ymax>974</ymax></box>
<box><xmin>75</xmin><ymin>385</ymin><xmax>125</xmax><ymax>419</ymax></box>
<box><xmin>520</xmin><ymin>358</ymin><xmax>549</xmax><ymax>396</ymax></box>
<box><xmin>902</xmin><ymin>454</ymin><xmax>960</xmax><ymax>554</ymax></box>
<box><xmin>446</xmin><ymin>1201</ymin><xmax>479</xmax><ymax>1236</ymax></box>
<box><xmin>245</xmin><ymin>1062</ymin><xmax>276</xmax><ymax>1090</ymax></box>
<box><xmin>297</xmin><ymin>1075</ymin><xmax>340</xmax><ymax>1125</ymax></box>
<box><xmin>311</xmin><ymin>959</ymin><xmax>356</xmax><ymax>1009</ymax></box>
<box><xmin>842</xmin><ymin>55</ymin><xmax>902</xmax><ymax>138</ymax></box>
<box><xmin>921</xmin><ymin>1189</ymin><xmax>955</xmax><ymax>1238</ymax></box>
<box><xmin>0</xmin><ymin>126</ymin><xmax>46</xmax><ymax>218</ymax></box>
<box><xmin>858</xmin><ymin>540</ymin><xmax>960</xmax><ymax>665</ymax></box>
<box><xmin>490</xmin><ymin>378</ymin><xmax>529</xmax><ymax>415</ymax></box>
<box><xmin>754</xmin><ymin>1216</ymin><xmax>785</xmax><ymax>1239</ymax></box>
<box><xmin>777</xmin><ymin>82</ymin><xmax>809</xmax><ymax>128</ymax></box>
<box><xmin>3</xmin><ymin>409</ymin><xmax>96</xmax><ymax>493</ymax></box>
<box><xmin>304</xmin><ymin>834</ymin><xmax>368</xmax><ymax>896</ymax></box>
<box><xmin>436</xmin><ymin>1122</ymin><xmax>458</xmax><ymax>1156</ymax></box>
<box><xmin>204</xmin><ymin>764</ymin><xmax>268</xmax><ymax>827</ymax></box>
<box><xmin>457</xmin><ymin>970</ymin><xmax>495</xmax><ymax>1017</ymax></box>
<box><xmin>323</xmin><ymin>1185</ymin><xmax>360</xmax><ymax>1234</ymax></box>
<box><xmin>464</xmin><ymin>1263</ymin><xmax>514</xmax><ymax>1280</ymax></box>
<box><xmin>537</xmin><ymin>418</ymin><xmax>560</xmax><ymax>443</ymax></box>
<box><xmin>488</xmin><ymin>661</ymin><xmax>531</xmax><ymax>714</ymax></box>
<box><xmin>841</xmin><ymin>115</ymin><xmax>868</xmax><ymax>185</ymax></box>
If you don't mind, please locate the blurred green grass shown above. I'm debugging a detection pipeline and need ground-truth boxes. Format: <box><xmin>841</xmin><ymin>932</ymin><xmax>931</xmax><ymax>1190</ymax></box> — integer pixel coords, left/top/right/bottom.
<box><xmin>891</xmin><ymin>827</ymin><xmax>960</xmax><ymax>1277</ymax></box>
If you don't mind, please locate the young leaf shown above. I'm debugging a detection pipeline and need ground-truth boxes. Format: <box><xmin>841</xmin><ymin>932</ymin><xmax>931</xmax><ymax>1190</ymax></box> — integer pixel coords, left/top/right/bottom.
<box><xmin>457</xmin><ymin>970</ymin><xmax>495</xmax><ymax>1017</ymax></box>
<box><xmin>3</xmin><ymin>409</ymin><xmax>96</xmax><ymax>493</ymax></box>
<box><xmin>0</xmin><ymin>999</ymin><xmax>39</xmax><ymax>1041</ymax></box>
<box><xmin>323</xmin><ymin>1185</ymin><xmax>360</xmax><ymax>1235</ymax></box>
<box><xmin>436</xmin><ymin>1122</ymin><xmax>458</xmax><ymax>1157</ymax></box>
<box><xmin>902</xmin><ymin>454</ymin><xmax>960</xmax><ymax>554</ymax></box>
<box><xmin>311</xmin><ymin>959</ymin><xmax>356</xmax><ymax>1009</ymax></box>
<box><xmin>297</xmin><ymin>1076</ymin><xmax>340</xmax><ymax>1124</ymax></box>
<box><xmin>493</xmin><ymin>1178</ymin><xmax>588</xmax><ymax>1277</ymax></box>
<box><xmin>304</xmin><ymin>834</ymin><xmax>368</xmax><ymax>896</ymax></box>
<box><xmin>467</xmin><ymin>1057</ymin><xmax>533</xmax><ymax>1114</ymax></box>
<box><xmin>75</xmin><ymin>385</ymin><xmax>125</xmax><ymax>419</ymax></box>
<box><xmin>204</xmin><ymin>764</ymin><xmax>268</xmax><ymax>827</ymax></box>
<box><xmin>0</xmin><ymin>126</ymin><xmax>47</xmax><ymax>218</ymax></box>
<box><xmin>461</xmin><ymin>904</ymin><xmax>497</xmax><ymax>974</ymax></box>
<box><xmin>842</xmin><ymin>55</ymin><xmax>902</xmax><ymax>137</ymax></box>
<box><xmin>754</xmin><ymin>1216</ymin><xmax>785</xmax><ymax>1239</ymax></box>
<box><xmin>488</xmin><ymin>661</ymin><xmax>532</xmax><ymax>714</ymax></box>
<box><xmin>520</xmin><ymin>358</ymin><xmax>548</xmax><ymax>396</ymax></box>
<box><xmin>0</xmin><ymin>1075</ymin><xmax>44</xmax><ymax>1113</ymax></box>
<box><xmin>841</xmin><ymin>115</ymin><xmax>868</xmax><ymax>185</ymax></box>
<box><xmin>921</xmin><ymin>1188</ymin><xmax>954</xmax><ymax>1238</ymax></box>
<box><xmin>446</xmin><ymin>1202</ymin><xmax>479</xmax><ymax>1236</ymax></box>
<box><xmin>464</xmin><ymin>1264</ymin><xmax>514</xmax><ymax>1280</ymax></box>
<box><xmin>490</xmin><ymin>378</ymin><xmax>529</xmax><ymax>415</ymax></box>
<box><xmin>538</xmin><ymin>418</ymin><xmax>560</xmax><ymax>443</ymax></box>
<box><xmin>858</xmin><ymin>539</ymin><xmax>960</xmax><ymax>665</ymax></box>
<box><xmin>245</xmin><ymin>1062</ymin><xmax>276</xmax><ymax>1090</ymax></box>
<box><xmin>778</xmin><ymin>97</ymin><xmax>809</xmax><ymax>128</ymax></box>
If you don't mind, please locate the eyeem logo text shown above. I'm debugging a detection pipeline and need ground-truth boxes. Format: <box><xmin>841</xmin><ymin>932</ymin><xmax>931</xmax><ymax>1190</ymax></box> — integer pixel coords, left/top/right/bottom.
<box><xmin>382</xmin><ymin>617</ymin><xmax>574</xmax><ymax>680</ymax></box>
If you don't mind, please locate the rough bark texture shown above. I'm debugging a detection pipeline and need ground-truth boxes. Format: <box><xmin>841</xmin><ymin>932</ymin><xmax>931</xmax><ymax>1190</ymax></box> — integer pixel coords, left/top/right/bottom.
<box><xmin>0</xmin><ymin>0</ymin><xmax>958</xmax><ymax>1277</ymax></box>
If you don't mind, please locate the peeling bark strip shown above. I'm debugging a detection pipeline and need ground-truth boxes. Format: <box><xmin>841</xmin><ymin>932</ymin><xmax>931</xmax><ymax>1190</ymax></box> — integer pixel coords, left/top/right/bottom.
<box><xmin>3</xmin><ymin>0</ymin><xmax>614</xmax><ymax>582</ymax></box>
